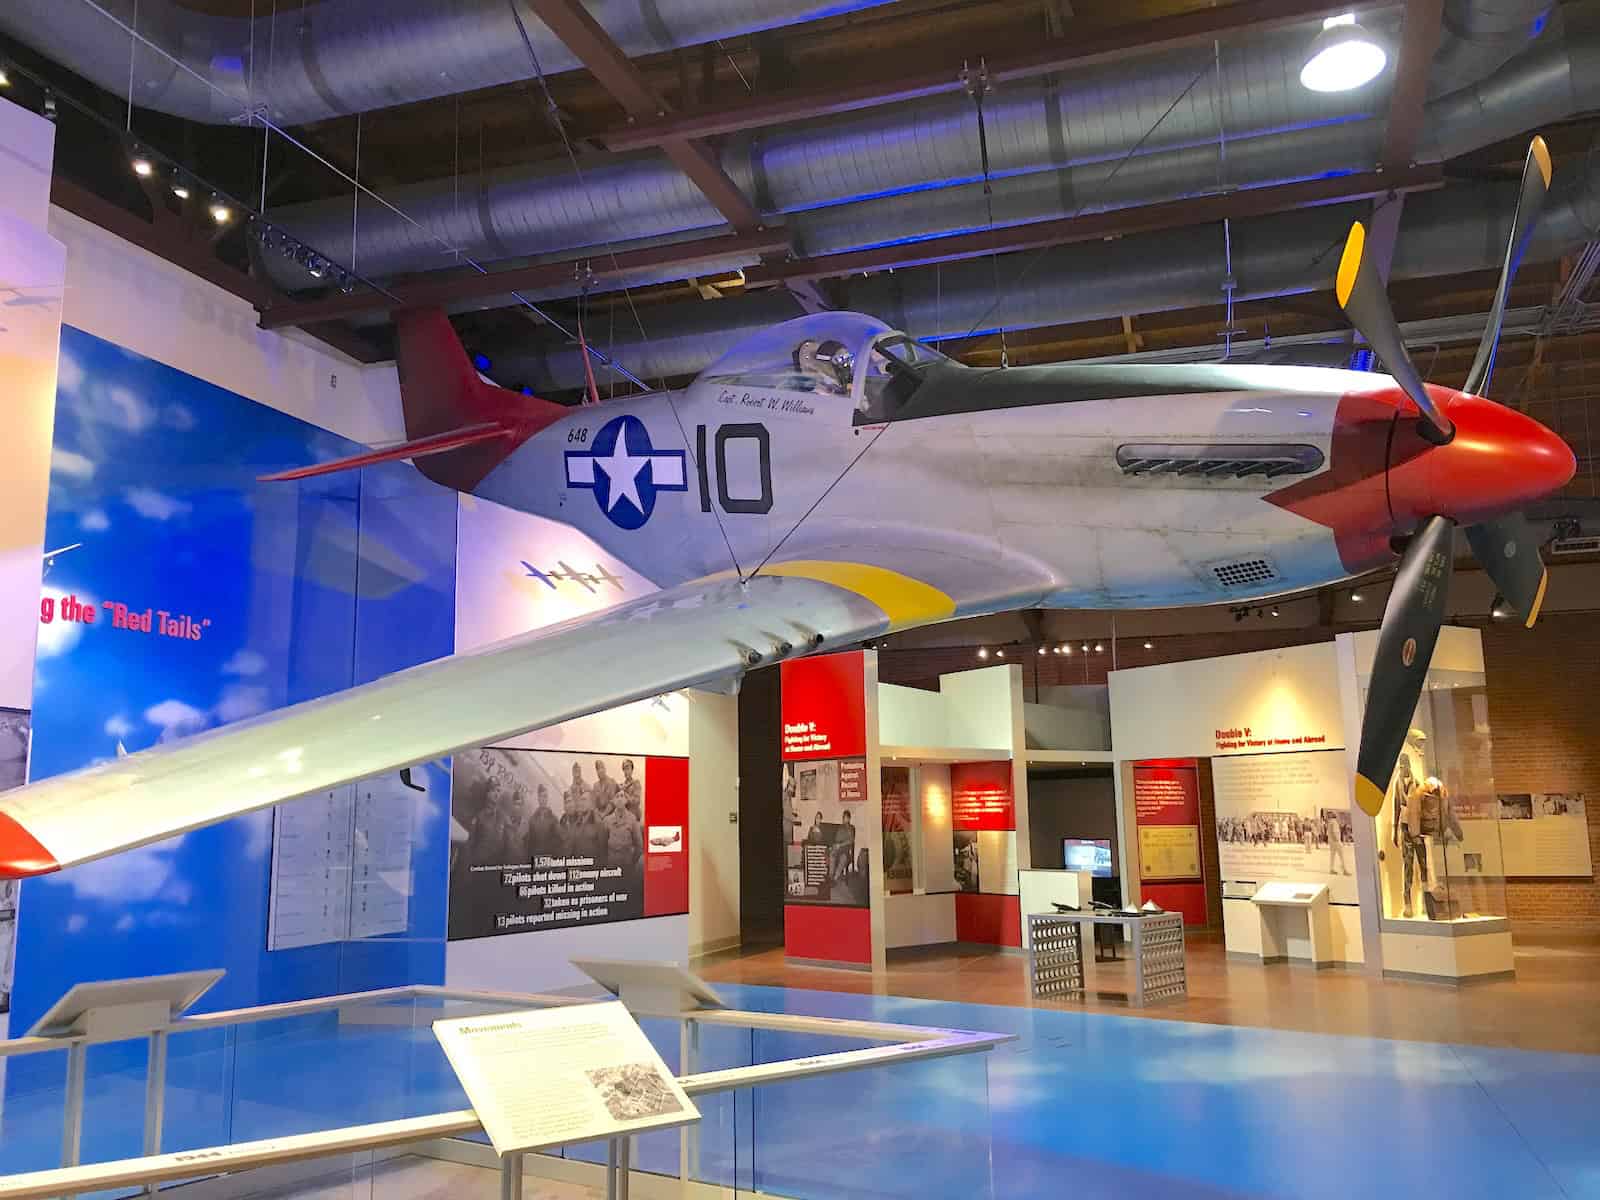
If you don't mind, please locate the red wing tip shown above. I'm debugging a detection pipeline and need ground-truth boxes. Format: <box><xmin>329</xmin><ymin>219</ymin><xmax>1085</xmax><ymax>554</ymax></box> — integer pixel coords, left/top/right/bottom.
<box><xmin>0</xmin><ymin>812</ymin><xmax>60</xmax><ymax>877</ymax></box>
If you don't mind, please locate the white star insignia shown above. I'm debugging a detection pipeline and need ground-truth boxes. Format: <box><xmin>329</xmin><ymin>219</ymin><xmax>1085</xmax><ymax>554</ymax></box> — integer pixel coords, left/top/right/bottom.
<box><xmin>593</xmin><ymin>441</ymin><xmax>647</xmax><ymax>513</ymax></box>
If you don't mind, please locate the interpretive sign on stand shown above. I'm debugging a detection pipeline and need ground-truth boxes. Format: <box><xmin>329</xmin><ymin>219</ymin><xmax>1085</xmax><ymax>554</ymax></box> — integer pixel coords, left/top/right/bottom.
<box><xmin>433</xmin><ymin>1001</ymin><xmax>699</xmax><ymax>1156</ymax></box>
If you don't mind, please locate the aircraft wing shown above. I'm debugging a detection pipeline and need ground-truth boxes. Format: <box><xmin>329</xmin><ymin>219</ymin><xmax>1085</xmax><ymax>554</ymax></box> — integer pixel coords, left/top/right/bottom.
<box><xmin>0</xmin><ymin>563</ymin><xmax>958</xmax><ymax>877</ymax></box>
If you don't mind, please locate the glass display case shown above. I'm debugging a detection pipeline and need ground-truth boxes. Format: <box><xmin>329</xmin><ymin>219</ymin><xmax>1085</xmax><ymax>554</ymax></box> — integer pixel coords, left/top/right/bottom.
<box><xmin>1366</xmin><ymin>666</ymin><xmax>1508</xmax><ymax>927</ymax></box>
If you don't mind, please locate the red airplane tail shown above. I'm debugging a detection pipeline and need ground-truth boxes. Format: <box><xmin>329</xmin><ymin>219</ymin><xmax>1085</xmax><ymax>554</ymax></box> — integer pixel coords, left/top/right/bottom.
<box><xmin>260</xmin><ymin>308</ymin><xmax>564</xmax><ymax>491</ymax></box>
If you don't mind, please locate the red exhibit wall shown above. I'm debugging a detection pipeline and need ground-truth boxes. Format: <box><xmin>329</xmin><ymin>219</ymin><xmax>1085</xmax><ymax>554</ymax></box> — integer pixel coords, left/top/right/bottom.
<box><xmin>779</xmin><ymin>651</ymin><xmax>874</xmax><ymax>964</ymax></box>
<box><xmin>951</xmin><ymin>760</ymin><xmax>1021</xmax><ymax>946</ymax></box>
<box><xmin>643</xmin><ymin>756</ymin><xmax>689</xmax><ymax>918</ymax></box>
<box><xmin>780</xmin><ymin>652</ymin><xmax>867</xmax><ymax>761</ymax></box>
<box><xmin>1133</xmin><ymin>759</ymin><xmax>1208</xmax><ymax>926</ymax></box>
<box><xmin>955</xmin><ymin>893</ymin><xmax>1022</xmax><ymax>947</ymax></box>
<box><xmin>783</xmin><ymin>905</ymin><xmax>873</xmax><ymax>964</ymax></box>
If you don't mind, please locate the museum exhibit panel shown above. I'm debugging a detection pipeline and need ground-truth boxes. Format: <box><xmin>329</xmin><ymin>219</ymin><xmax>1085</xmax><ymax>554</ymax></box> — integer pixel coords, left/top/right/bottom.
<box><xmin>3</xmin><ymin>0</ymin><xmax>1600</xmax><ymax>1193</ymax></box>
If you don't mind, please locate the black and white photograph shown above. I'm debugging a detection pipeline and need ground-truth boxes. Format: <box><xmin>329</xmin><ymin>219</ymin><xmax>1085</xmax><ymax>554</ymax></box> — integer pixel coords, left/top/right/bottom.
<box><xmin>780</xmin><ymin>758</ymin><xmax>870</xmax><ymax>906</ymax></box>
<box><xmin>449</xmin><ymin>748</ymin><xmax>646</xmax><ymax>940</ymax></box>
<box><xmin>0</xmin><ymin>709</ymin><xmax>30</xmax><ymax>792</ymax></box>
<box><xmin>954</xmin><ymin>831</ymin><xmax>980</xmax><ymax>893</ymax></box>
<box><xmin>1498</xmin><ymin>793</ymin><xmax>1534</xmax><ymax>821</ymax></box>
<box><xmin>586</xmin><ymin>1063</ymin><xmax>685</xmax><ymax>1121</ymax></box>
<box><xmin>1536</xmin><ymin>793</ymin><xmax>1585</xmax><ymax>818</ymax></box>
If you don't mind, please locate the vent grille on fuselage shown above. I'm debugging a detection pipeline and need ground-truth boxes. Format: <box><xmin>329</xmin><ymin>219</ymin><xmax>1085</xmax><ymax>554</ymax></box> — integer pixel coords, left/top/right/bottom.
<box><xmin>1116</xmin><ymin>443</ymin><xmax>1324</xmax><ymax>479</ymax></box>
<box><xmin>1212</xmin><ymin>558</ymin><xmax>1279</xmax><ymax>589</ymax></box>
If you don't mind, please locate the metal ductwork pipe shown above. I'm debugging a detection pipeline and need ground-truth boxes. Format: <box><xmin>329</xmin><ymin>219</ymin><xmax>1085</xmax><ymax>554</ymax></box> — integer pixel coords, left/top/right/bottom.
<box><xmin>1429</xmin><ymin>0</ymin><xmax>1558</xmax><ymax>98</ymax></box>
<box><xmin>0</xmin><ymin>0</ymin><xmax>898</xmax><ymax>125</ymax></box>
<box><xmin>259</xmin><ymin>24</ymin><xmax>1390</xmax><ymax>289</ymax></box>
<box><xmin>517</xmin><ymin>145</ymin><xmax>1600</xmax><ymax>392</ymax></box>
<box><xmin>258</xmin><ymin>17</ymin><xmax>1600</xmax><ymax>294</ymax></box>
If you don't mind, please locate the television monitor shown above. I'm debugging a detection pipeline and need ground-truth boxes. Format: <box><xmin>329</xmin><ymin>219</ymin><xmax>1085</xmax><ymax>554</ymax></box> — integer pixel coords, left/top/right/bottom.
<box><xmin>1063</xmin><ymin>838</ymin><xmax>1113</xmax><ymax>877</ymax></box>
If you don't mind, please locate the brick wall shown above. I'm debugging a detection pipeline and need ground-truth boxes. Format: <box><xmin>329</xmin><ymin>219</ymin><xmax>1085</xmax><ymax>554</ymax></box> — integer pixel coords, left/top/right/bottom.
<box><xmin>880</xmin><ymin>614</ymin><xmax>1600</xmax><ymax>930</ymax></box>
<box><xmin>1480</xmin><ymin>615</ymin><xmax>1600</xmax><ymax>927</ymax></box>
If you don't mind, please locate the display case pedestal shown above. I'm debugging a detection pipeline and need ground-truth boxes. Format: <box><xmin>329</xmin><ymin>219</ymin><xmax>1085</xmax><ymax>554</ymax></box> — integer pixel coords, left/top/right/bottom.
<box><xmin>1378</xmin><ymin>917</ymin><xmax>1514</xmax><ymax>984</ymax></box>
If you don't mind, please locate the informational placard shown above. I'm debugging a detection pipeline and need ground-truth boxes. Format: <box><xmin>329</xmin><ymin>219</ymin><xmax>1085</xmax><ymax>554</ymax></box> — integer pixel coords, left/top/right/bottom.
<box><xmin>349</xmin><ymin>775</ymin><xmax>415</xmax><ymax>940</ymax></box>
<box><xmin>449</xmin><ymin>749</ymin><xmax>687</xmax><ymax>941</ymax></box>
<box><xmin>1139</xmin><ymin>826</ymin><xmax>1201</xmax><ymax>880</ymax></box>
<box><xmin>433</xmin><ymin>1001</ymin><xmax>698</xmax><ymax>1155</ymax></box>
<box><xmin>1497</xmin><ymin>794</ymin><xmax>1592</xmax><ymax>877</ymax></box>
<box><xmin>780</xmin><ymin>652</ymin><xmax>867</xmax><ymax>761</ymax></box>
<box><xmin>268</xmin><ymin>787</ymin><xmax>355</xmax><ymax>951</ymax></box>
<box><xmin>951</xmin><ymin>761</ymin><xmax>1015</xmax><ymax>831</ymax></box>
<box><xmin>1212</xmin><ymin>751</ymin><xmax>1357</xmax><ymax>904</ymax></box>
<box><xmin>782</xmin><ymin>756</ymin><xmax>870</xmax><ymax>906</ymax></box>
<box><xmin>1133</xmin><ymin>761</ymin><xmax>1202</xmax><ymax>882</ymax></box>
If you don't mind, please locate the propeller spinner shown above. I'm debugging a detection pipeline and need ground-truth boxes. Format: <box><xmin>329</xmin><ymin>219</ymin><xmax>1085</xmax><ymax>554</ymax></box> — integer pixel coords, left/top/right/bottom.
<box><xmin>1339</xmin><ymin>136</ymin><xmax>1575</xmax><ymax>816</ymax></box>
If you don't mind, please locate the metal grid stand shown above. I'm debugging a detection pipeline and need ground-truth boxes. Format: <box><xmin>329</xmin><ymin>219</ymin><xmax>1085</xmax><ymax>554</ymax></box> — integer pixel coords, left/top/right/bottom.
<box><xmin>1026</xmin><ymin>914</ymin><xmax>1085</xmax><ymax>999</ymax></box>
<box><xmin>1130</xmin><ymin>912</ymin><xmax>1187</xmax><ymax>1005</ymax></box>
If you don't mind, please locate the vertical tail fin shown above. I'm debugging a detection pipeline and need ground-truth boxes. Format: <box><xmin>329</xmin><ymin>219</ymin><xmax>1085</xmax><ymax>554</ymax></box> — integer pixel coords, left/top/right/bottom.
<box><xmin>393</xmin><ymin>308</ymin><xmax>565</xmax><ymax>492</ymax></box>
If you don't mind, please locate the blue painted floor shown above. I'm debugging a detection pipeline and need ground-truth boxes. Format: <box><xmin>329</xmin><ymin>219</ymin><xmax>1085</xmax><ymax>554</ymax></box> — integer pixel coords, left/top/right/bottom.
<box><xmin>3</xmin><ymin>986</ymin><xmax>1597</xmax><ymax>1199</ymax></box>
<box><xmin>711</xmin><ymin>982</ymin><xmax>1600</xmax><ymax>1200</ymax></box>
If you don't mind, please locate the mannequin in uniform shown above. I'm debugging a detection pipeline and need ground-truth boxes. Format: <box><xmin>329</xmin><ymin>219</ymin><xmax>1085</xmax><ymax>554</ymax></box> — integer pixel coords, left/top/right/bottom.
<box><xmin>1388</xmin><ymin>730</ymin><xmax>1428</xmax><ymax>917</ymax></box>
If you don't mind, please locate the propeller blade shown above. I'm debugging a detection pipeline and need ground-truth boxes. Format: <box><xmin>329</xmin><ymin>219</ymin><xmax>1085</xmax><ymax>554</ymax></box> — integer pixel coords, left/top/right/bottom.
<box><xmin>1336</xmin><ymin>222</ymin><xmax>1455</xmax><ymax>444</ymax></box>
<box><xmin>1465</xmin><ymin>514</ymin><xmax>1549</xmax><ymax>627</ymax></box>
<box><xmin>1354</xmin><ymin>515</ymin><xmax>1455</xmax><ymax>816</ymax></box>
<box><xmin>1463</xmin><ymin>136</ymin><xmax>1552</xmax><ymax>397</ymax></box>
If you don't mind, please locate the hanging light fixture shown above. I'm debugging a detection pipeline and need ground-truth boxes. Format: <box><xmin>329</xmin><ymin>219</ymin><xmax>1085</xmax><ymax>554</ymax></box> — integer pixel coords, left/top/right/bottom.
<box><xmin>1300</xmin><ymin>13</ymin><xmax>1387</xmax><ymax>92</ymax></box>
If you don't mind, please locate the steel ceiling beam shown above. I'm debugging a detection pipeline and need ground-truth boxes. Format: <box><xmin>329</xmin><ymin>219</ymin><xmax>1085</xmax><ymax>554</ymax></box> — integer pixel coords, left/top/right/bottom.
<box><xmin>744</xmin><ymin>167</ymin><xmax>1445</xmax><ymax>287</ymax></box>
<box><xmin>1381</xmin><ymin>0</ymin><xmax>1446</xmax><ymax>171</ymax></box>
<box><xmin>603</xmin><ymin>0</ymin><xmax>1355</xmax><ymax>152</ymax></box>
<box><xmin>523</xmin><ymin>0</ymin><xmax>767</xmax><ymax>233</ymax></box>
<box><xmin>256</xmin><ymin>228</ymin><xmax>789</xmax><ymax>329</ymax></box>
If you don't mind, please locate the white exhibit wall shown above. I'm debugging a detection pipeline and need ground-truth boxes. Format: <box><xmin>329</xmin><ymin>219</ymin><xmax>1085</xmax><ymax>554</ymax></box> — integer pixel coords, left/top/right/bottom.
<box><xmin>47</xmin><ymin>207</ymin><xmax>404</xmax><ymax>446</ymax></box>
<box><xmin>1109</xmin><ymin>642</ymin><xmax>1346</xmax><ymax>762</ymax></box>
<box><xmin>919</xmin><ymin>764</ymin><xmax>958</xmax><ymax>893</ymax></box>
<box><xmin>688</xmin><ymin>689</ymin><xmax>740</xmax><ymax>958</ymax></box>
<box><xmin>938</xmin><ymin>666</ymin><xmax>1020</xmax><ymax>749</ymax></box>
<box><xmin>0</xmin><ymin>99</ymin><xmax>63</xmax><ymax>714</ymax></box>
<box><xmin>885</xmin><ymin>893</ymin><xmax>955</xmax><ymax>948</ymax></box>
<box><xmin>877</xmin><ymin>683</ymin><xmax>948</xmax><ymax>747</ymax></box>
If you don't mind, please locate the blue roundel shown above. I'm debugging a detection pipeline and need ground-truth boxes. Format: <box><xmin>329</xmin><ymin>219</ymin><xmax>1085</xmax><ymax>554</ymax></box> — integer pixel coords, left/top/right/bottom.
<box><xmin>563</xmin><ymin>415</ymin><xmax>689</xmax><ymax>530</ymax></box>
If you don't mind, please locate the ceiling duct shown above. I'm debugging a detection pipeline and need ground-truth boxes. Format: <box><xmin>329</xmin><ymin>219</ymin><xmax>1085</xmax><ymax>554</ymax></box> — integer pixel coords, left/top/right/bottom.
<box><xmin>0</xmin><ymin>0</ymin><xmax>898</xmax><ymax>125</ymax></box>
<box><xmin>507</xmin><ymin>147</ymin><xmax>1600</xmax><ymax>391</ymax></box>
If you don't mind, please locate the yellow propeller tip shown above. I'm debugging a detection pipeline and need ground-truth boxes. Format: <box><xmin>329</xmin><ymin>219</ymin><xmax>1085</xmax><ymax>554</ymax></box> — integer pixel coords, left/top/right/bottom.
<box><xmin>1531</xmin><ymin>136</ymin><xmax>1552</xmax><ymax>187</ymax></box>
<box><xmin>1355</xmin><ymin>773</ymin><xmax>1386</xmax><ymax>817</ymax></box>
<box><xmin>1525</xmin><ymin>567</ymin><xmax>1549</xmax><ymax>628</ymax></box>
<box><xmin>1336</xmin><ymin>222</ymin><xmax>1366</xmax><ymax>308</ymax></box>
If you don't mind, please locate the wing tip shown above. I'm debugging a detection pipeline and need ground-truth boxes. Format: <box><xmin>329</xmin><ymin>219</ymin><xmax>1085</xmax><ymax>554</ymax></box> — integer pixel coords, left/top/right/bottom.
<box><xmin>1355</xmin><ymin>774</ymin><xmax>1386</xmax><ymax>817</ymax></box>
<box><xmin>0</xmin><ymin>812</ymin><xmax>59</xmax><ymax>878</ymax></box>
<box><xmin>1531</xmin><ymin>135</ymin><xmax>1552</xmax><ymax>188</ymax></box>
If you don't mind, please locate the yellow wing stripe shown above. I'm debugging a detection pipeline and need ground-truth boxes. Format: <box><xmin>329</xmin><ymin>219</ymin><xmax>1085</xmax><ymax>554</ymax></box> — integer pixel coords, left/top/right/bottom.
<box><xmin>1336</xmin><ymin>222</ymin><xmax>1366</xmax><ymax>308</ymax></box>
<box><xmin>1355</xmin><ymin>774</ymin><xmax>1387</xmax><ymax>817</ymax></box>
<box><xmin>759</xmin><ymin>560</ymin><xmax>956</xmax><ymax>628</ymax></box>
<box><xmin>1525</xmin><ymin>567</ymin><xmax>1549</xmax><ymax>628</ymax></box>
<box><xmin>1531</xmin><ymin>135</ymin><xmax>1552</xmax><ymax>187</ymax></box>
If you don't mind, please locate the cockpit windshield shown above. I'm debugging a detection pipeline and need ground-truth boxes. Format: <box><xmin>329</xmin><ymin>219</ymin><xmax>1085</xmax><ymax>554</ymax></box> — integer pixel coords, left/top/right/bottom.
<box><xmin>694</xmin><ymin>313</ymin><xmax>954</xmax><ymax>423</ymax></box>
<box><xmin>697</xmin><ymin>312</ymin><xmax>892</xmax><ymax>397</ymax></box>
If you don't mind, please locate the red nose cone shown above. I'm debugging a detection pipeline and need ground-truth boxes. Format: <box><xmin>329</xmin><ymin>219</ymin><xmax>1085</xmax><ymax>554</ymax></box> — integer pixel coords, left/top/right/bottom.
<box><xmin>1388</xmin><ymin>391</ymin><xmax>1576</xmax><ymax>526</ymax></box>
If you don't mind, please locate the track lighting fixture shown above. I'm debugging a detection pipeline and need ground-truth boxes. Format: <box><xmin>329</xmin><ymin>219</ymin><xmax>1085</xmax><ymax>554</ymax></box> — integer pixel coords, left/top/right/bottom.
<box><xmin>208</xmin><ymin>196</ymin><xmax>232</xmax><ymax>224</ymax></box>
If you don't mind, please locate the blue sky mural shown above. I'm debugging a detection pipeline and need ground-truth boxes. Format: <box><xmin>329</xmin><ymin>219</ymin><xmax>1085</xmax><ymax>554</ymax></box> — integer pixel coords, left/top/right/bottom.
<box><xmin>15</xmin><ymin>327</ymin><xmax>456</xmax><ymax>1077</ymax></box>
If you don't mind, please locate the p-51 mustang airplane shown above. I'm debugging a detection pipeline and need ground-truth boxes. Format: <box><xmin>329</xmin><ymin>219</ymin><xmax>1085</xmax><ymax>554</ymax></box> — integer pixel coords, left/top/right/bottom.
<box><xmin>0</xmin><ymin>138</ymin><xmax>1574</xmax><ymax>877</ymax></box>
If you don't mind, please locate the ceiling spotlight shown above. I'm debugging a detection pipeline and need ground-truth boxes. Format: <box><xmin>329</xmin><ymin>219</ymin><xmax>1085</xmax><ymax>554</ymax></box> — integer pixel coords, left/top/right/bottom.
<box><xmin>0</xmin><ymin>67</ymin><xmax>11</xmax><ymax>88</ymax></box>
<box><xmin>996</xmin><ymin>648</ymin><xmax>1005</xmax><ymax>659</ymax></box>
<box><xmin>42</xmin><ymin>91</ymin><xmax>57</xmax><ymax>122</ymax></box>
<box><xmin>1143</xmin><ymin>641</ymin><xmax>1154</xmax><ymax>650</ymax></box>
<box><xmin>1270</xmin><ymin>605</ymin><xmax>1281</xmax><ymax>617</ymax></box>
<box><xmin>306</xmin><ymin>255</ymin><xmax>328</xmax><ymax>280</ymax></box>
<box><xmin>1300</xmin><ymin>13</ymin><xmax>1387</xmax><ymax>93</ymax></box>
<box><xmin>1081</xmin><ymin>643</ymin><xmax>1089</xmax><ymax>652</ymax></box>
<box><xmin>130</xmin><ymin>152</ymin><xmax>154</xmax><ymax>178</ymax></box>
<box><xmin>170</xmin><ymin>179</ymin><xmax>191</xmax><ymax>200</ymax></box>
<box><xmin>977</xmin><ymin>647</ymin><xmax>989</xmax><ymax>660</ymax></box>
<box><xmin>1037</xmin><ymin>646</ymin><xmax>1047</xmax><ymax>656</ymax></box>
<box><xmin>1350</xmin><ymin>590</ymin><xmax>1364</xmax><ymax>603</ymax></box>
<box><xmin>1062</xmin><ymin>644</ymin><xmax>1072</xmax><ymax>655</ymax></box>
<box><xmin>1490</xmin><ymin>593</ymin><xmax>1511</xmax><ymax>621</ymax></box>
<box><xmin>208</xmin><ymin>196</ymin><xmax>233</xmax><ymax>224</ymax></box>
<box><xmin>338</xmin><ymin>273</ymin><xmax>356</xmax><ymax>295</ymax></box>
<box><xmin>1093</xmin><ymin>642</ymin><xmax>1103</xmax><ymax>652</ymax></box>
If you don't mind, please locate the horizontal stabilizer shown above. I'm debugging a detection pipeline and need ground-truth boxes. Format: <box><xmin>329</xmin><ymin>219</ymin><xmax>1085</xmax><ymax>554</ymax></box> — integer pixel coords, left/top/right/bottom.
<box><xmin>259</xmin><ymin>423</ymin><xmax>516</xmax><ymax>482</ymax></box>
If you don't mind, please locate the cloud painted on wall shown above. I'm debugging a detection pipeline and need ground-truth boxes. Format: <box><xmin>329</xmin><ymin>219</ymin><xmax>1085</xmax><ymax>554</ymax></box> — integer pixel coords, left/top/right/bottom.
<box><xmin>124</xmin><ymin>487</ymin><xmax>192</xmax><ymax>521</ymax></box>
